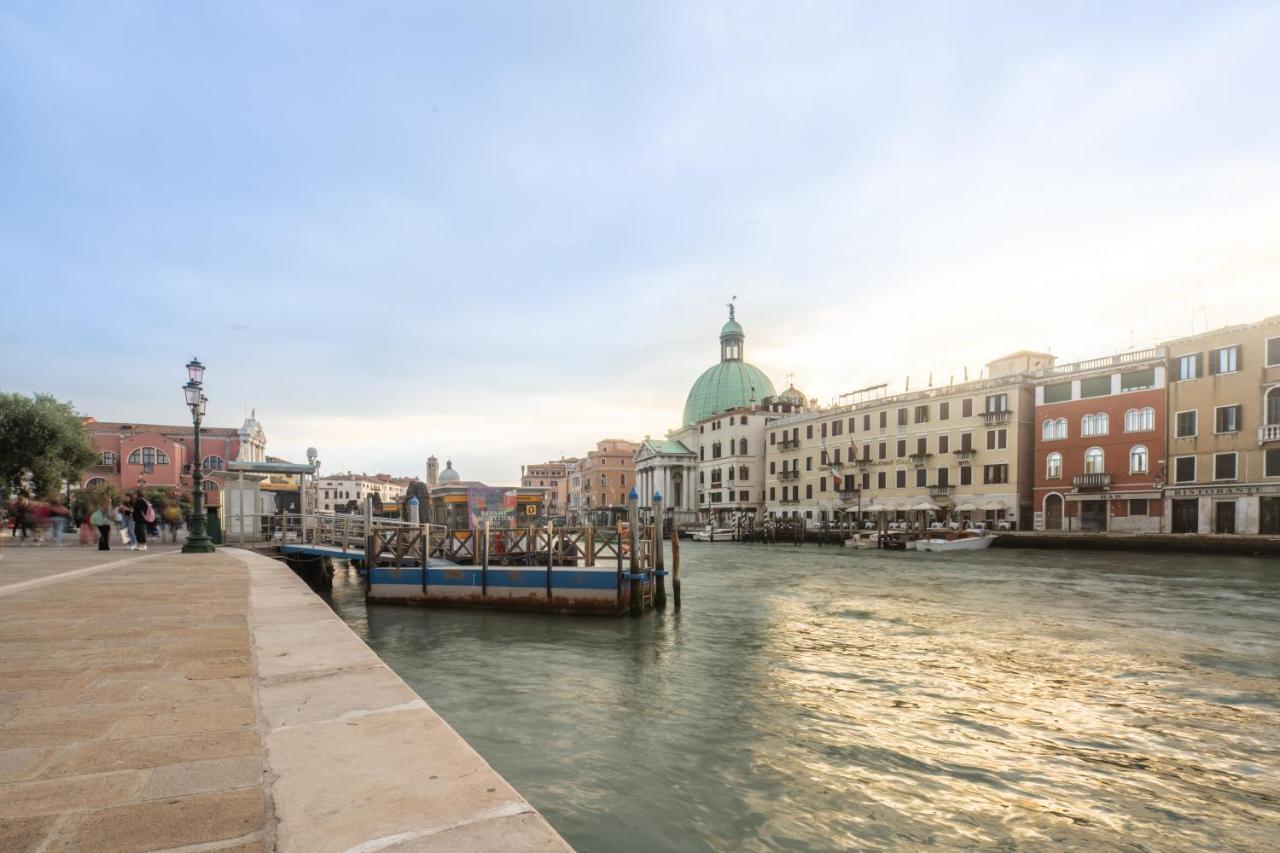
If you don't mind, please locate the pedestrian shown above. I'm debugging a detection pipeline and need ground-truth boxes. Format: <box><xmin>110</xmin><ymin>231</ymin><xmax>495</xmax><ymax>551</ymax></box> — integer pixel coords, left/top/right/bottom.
<box><xmin>91</xmin><ymin>504</ymin><xmax>112</xmax><ymax>550</ymax></box>
<box><xmin>132</xmin><ymin>491</ymin><xmax>152</xmax><ymax>551</ymax></box>
<box><xmin>114</xmin><ymin>500</ymin><xmax>135</xmax><ymax>549</ymax></box>
<box><xmin>29</xmin><ymin>500</ymin><xmax>50</xmax><ymax>545</ymax></box>
<box><xmin>78</xmin><ymin>507</ymin><xmax>95</xmax><ymax>546</ymax></box>
<box><xmin>47</xmin><ymin>497</ymin><xmax>70</xmax><ymax>546</ymax></box>
<box><xmin>12</xmin><ymin>496</ymin><xmax>32</xmax><ymax>543</ymax></box>
<box><xmin>162</xmin><ymin>501</ymin><xmax>182</xmax><ymax>543</ymax></box>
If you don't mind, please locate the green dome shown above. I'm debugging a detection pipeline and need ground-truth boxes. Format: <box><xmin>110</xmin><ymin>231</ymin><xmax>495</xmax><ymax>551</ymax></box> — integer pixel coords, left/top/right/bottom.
<box><xmin>720</xmin><ymin>318</ymin><xmax>743</xmax><ymax>338</ymax></box>
<box><xmin>683</xmin><ymin>360</ymin><xmax>777</xmax><ymax>426</ymax></box>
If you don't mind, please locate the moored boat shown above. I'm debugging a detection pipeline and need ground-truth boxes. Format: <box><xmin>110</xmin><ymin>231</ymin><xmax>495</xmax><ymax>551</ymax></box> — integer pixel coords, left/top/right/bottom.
<box><xmin>915</xmin><ymin>533</ymin><xmax>995</xmax><ymax>552</ymax></box>
<box><xmin>692</xmin><ymin>527</ymin><xmax>737</xmax><ymax>542</ymax></box>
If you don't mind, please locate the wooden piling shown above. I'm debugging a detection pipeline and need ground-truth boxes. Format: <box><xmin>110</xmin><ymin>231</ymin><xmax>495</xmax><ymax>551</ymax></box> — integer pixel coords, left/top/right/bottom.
<box><xmin>653</xmin><ymin>492</ymin><xmax>666</xmax><ymax>610</ymax></box>
<box><xmin>670</xmin><ymin>524</ymin><xmax>681</xmax><ymax>609</ymax></box>
<box><xmin>481</xmin><ymin>520</ymin><xmax>490</xmax><ymax>596</ymax></box>
<box><xmin>546</xmin><ymin>521</ymin><xmax>554</xmax><ymax>599</ymax></box>
<box><xmin>627</xmin><ymin>490</ymin><xmax>641</xmax><ymax>616</ymax></box>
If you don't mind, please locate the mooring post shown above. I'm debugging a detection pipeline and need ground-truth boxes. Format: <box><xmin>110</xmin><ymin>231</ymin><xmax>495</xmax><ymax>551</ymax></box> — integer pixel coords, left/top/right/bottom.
<box><xmin>481</xmin><ymin>519</ymin><xmax>490</xmax><ymax>596</ymax></box>
<box><xmin>671</xmin><ymin>523</ymin><xmax>681</xmax><ymax>609</ymax></box>
<box><xmin>363</xmin><ymin>496</ymin><xmax>375</xmax><ymax>592</ymax></box>
<box><xmin>585</xmin><ymin>522</ymin><xmax>594</xmax><ymax>567</ymax></box>
<box><xmin>652</xmin><ymin>491</ymin><xmax>666</xmax><ymax>610</ymax></box>
<box><xmin>627</xmin><ymin>488</ymin><xmax>641</xmax><ymax>615</ymax></box>
<box><xmin>546</xmin><ymin>519</ymin><xmax>554</xmax><ymax>599</ymax></box>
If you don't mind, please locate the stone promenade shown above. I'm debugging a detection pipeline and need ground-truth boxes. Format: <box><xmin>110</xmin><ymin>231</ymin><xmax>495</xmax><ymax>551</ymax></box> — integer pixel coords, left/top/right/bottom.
<box><xmin>0</xmin><ymin>542</ymin><xmax>570</xmax><ymax>852</ymax></box>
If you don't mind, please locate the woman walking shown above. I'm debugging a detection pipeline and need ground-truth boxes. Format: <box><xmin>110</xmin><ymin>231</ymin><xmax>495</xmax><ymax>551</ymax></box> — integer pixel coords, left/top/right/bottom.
<box><xmin>132</xmin><ymin>491</ymin><xmax>152</xmax><ymax>552</ymax></box>
<box><xmin>114</xmin><ymin>500</ymin><xmax>135</xmax><ymax>549</ymax></box>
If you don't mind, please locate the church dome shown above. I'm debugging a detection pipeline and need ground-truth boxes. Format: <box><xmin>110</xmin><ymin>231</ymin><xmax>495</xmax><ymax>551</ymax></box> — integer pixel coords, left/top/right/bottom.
<box><xmin>682</xmin><ymin>305</ymin><xmax>777</xmax><ymax>426</ymax></box>
<box><xmin>439</xmin><ymin>460</ymin><xmax>461</xmax><ymax>483</ymax></box>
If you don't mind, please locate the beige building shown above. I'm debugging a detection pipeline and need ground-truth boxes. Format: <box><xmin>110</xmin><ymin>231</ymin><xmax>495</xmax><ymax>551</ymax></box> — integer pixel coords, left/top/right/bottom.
<box><xmin>1163</xmin><ymin>315</ymin><xmax>1280</xmax><ymax>534</ymax></box>
<box><xmin>520</xmin><ymin>458</ymin><xmax>578</xmax><ymax>519</ymax></box>
<box><xmin>578</xmin><ymin>439</ymin><xmax>640</xmax><ymax>514</ymax></box>
<box><xmin>764</xmin><ymin>355</ymin><xmax>1049</xmax><ymax>529</ymax></box>
<box><xmin>316</xmin><ymin>473</ymin><xmax>411</xmax><ymax>513</ymax></box>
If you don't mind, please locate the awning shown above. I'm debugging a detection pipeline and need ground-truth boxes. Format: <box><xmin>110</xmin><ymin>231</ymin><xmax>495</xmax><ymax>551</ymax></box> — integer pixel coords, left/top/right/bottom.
<box><xmin>912</xmin><ymin>501</ymin><xmax>941</xmax><ymax>512</ymax></box>
<box><xmin>980</xmin><ymin>500</ymin><xmax>1006</xmax><ymax>510</ymax></box>
<box><xmin>864</xmin><ymin>503</ymin><xmax>889</xmax><ymax>513</ymax></box>
<box><xmin>955</xmin><ymin>501</ymin><xmax>977</xmax><ymax>512</ymax></box>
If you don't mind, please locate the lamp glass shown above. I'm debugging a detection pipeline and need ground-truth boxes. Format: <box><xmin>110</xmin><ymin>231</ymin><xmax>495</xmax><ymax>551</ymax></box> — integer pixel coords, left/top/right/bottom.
<box><xmin>186</xmin><ymin>358</ymin><xmax>205</xmax><ymax>384</ymax></box>
<box><xmin>184</xmin><ymin>383</ymin><xmax>200</xmax><ymax>407</ymax></box>
<box><xmin>199</xmin><ymin>395</ymin><xmax>208</xmax><ymax>417</ymax></box>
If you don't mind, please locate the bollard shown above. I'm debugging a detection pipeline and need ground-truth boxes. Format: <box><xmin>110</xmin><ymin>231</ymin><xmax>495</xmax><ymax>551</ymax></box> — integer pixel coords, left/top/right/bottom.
<box><xmin>653</xmin><ymin>491</ymin><xmax>666</xmax><ymax>610</ymax></box>
<box><xmin>627</xmin><ymin>488</ymin><xmax>641</xmax><ymax>616</ymax></box>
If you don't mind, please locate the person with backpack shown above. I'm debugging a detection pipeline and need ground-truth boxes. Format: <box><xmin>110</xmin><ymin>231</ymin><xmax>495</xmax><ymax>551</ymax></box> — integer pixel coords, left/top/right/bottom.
<box><xmin>132</xmin><ymin>491</ymin><xmax>153</xmax><ymax>551</ymax></box>
<box><xmin>115</xmin><ymin>500</ymin><xmax>135</xmax><ymax>549</ymax></box>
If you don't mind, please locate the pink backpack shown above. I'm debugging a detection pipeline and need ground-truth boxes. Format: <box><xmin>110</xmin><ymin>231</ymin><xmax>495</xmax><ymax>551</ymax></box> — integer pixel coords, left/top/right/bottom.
<box><xmin>142</xmin><ymin>500</ymin><xmax>156</xmax><ymax>524</ymax></box>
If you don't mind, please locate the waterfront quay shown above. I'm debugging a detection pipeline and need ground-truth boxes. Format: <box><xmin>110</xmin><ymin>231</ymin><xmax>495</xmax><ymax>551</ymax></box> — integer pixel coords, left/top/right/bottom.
<box><xmin>0</xmin><ymin>545</ymin><xmax>568</xmax><ymax>852</ymax></box>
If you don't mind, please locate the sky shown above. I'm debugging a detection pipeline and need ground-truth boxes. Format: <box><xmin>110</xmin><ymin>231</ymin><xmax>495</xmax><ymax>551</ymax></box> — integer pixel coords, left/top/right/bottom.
<box><xmin>3</xmin><ymin>1</ymin><xmax>1279</xmax><ymax>483</ymax></box>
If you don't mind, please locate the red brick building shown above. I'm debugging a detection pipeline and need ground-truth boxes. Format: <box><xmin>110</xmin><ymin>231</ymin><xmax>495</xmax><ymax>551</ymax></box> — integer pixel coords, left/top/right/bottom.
<box><xmin>1033</xmin><ymin>350</ymin><xmax>1168</xmax><ymax>532</ymax></box>
<box><xmin>81</xmin><ymin>415</ymin><xmax>268</xmax><ymax>506</ymax></box>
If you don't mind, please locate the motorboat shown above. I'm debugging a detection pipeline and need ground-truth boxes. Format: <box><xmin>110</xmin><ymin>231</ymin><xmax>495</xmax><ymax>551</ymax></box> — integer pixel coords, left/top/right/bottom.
<box><xmin>691</xmin><ymin>527</ymin><xmax>737</xmax><ymax>542</ymax></box>
<box><xmin>915</xmin><ymin>532</ymin><xmax>995</xmax><ymax>552</ymax></box>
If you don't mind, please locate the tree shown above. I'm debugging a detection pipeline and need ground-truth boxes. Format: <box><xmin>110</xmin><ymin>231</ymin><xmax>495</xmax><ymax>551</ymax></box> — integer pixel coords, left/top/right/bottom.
<box><xmin>0</xmin><ymin>393</ymin><xmax>97</xmax><ymax>498</ymax></box>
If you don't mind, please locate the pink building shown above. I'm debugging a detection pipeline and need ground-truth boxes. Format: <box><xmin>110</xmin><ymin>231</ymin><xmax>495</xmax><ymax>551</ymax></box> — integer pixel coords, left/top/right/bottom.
<box><xmin>81</xmin><ymin>414</ymin><xmax>267</xmax><ymax>506</ymax></box>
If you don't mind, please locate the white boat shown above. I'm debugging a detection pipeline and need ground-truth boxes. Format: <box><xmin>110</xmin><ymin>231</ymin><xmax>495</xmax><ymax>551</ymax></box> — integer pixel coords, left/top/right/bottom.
<box><xmin>915</xmin><ymin>534</ymin><xmax>995</xmax><ymax>552</ymax></box>
<box><xmin>691</xmin><ymin>527</ymin><xmax>737</xmax><ymax>542</ymax></box>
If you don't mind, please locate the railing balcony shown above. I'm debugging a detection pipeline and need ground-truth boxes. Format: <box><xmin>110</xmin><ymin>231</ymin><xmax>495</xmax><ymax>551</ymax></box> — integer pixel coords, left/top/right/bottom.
<box><xmin>980</xmin><ymin>410</ymin><xmax>1010</xmax><ymax>426</ymax></box>
<box><xmin>778</xmin><ymin>470</ymin><xmax>800</xmax><ymax>481</ymax></box>
<box><xmin>779</xmin><ymin>497</ymin><xmax>800</xmax><ymax>505</ymax></box>
<box><xmin>1072</xmin><ymin>472</ymin><xmax>1111</xmax><ymax>489</ymax></box>
<box><xmin>954</xmin><ymin>449</ymin><xmax>976</xmax><ymax>462</ymax></box>
<box><xmin>1260</xmin><ymin>424</ymin><xmax>1280</xmax><ymax>444</ymax></box>
<box><xmin>777</xmin><ymin>439</ymin><xmax>798</xmax><ymax>450</ymax></box>
<box><xmin>908</xmin><ymin>452</ymin><xmax>932</xmax><ymax>466</ymax></box>
<box><xmin>855</xmin><ymin>457</ymin><xmax>872</xmax><ymax>467</ymax></box>
<box><xmin>928</xmin><ymin>484</ymin><xmax>951</xmax><ymax>498</ymax></box>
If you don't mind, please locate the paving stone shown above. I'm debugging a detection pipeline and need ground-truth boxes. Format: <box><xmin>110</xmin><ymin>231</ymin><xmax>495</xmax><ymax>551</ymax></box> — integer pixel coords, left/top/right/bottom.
<box><xmin>258</xmin><ymin>663</ymin><xmax>422</xmax><ymax>729</ymax></box>
<box><xmin>44</xmin><ymin>730</ymin><xmax>262</xmax><ymax>777</ymax></box>
<box><xmin>0</xmin><ymin>747</ymin><xmax>50</xmax><ymax>783</ymax></box>
<box><xmin>382</xmin><ymin>811</ymin><xmax>572</xmax><ymax>852</ymax></box>
<box><xmin>0</xmin><ymin>814</ymin><xmax>58</xmax><ymax>852</ymax></box>
<box><xmin>52</xmin><ymin>787</ymin><xmax>266</xmax><ymax>852</ymax></box>
<box><xmin>108</xmin><ymin>707</ymin><xmax>256</xmax><ymax>740</ymax></box>
<box><xmin>0</xmin><ymin>717</ymin><xmax>117</xmax><ymax>749</ymax></box>
<box><xmin>139</xmin><ymin>756</ymin><xmax>264</xmax><ymax>799</ymax></box>
<box><xmin>0</xmin><ymin>769</ymin><xmax>143</xmax><ymax>817</ymax></box>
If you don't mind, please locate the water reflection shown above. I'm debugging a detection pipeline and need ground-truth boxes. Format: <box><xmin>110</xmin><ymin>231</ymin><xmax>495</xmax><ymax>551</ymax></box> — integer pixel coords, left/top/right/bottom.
<box><xmin>325</xmin><ymin>545</ymin><xmax>1280</xmax><ymax>850</ymax></box>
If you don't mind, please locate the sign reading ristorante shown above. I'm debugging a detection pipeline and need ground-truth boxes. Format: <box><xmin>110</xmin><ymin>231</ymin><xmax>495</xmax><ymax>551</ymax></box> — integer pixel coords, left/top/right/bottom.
<box><xmin>1168</xmin><ymin>484</ymin><xmax>1280</xmax><ymax>498</ymax></box>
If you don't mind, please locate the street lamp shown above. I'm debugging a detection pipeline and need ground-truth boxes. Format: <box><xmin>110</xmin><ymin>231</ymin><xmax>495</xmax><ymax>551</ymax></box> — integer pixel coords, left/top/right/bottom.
<box><xmin>181</xmin><ymin>359</ymin><xmax>216</xmax><ymax>553</ymax></box>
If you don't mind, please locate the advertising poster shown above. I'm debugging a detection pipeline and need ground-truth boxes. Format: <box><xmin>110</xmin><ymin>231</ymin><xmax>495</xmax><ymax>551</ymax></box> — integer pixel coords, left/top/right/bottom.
<box><xmin>468</xmin><ymin>487</ymin><xmax>520</xmax><ymax>528</ymax></box>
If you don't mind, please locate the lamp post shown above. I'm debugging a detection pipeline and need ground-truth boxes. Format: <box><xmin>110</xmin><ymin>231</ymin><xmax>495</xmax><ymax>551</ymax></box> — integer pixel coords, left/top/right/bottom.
<box><xmin>181</xmin><ymin>358</ymin><xmax>216</xmax><ymax>553</ymax></box>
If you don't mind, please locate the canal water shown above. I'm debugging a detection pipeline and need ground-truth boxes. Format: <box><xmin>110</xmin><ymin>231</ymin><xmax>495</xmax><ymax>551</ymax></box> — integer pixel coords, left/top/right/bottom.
<box><xmin>324</xmin><ymin>544</ymin><xmax>1280</xmax><ymax>851</ymax></box>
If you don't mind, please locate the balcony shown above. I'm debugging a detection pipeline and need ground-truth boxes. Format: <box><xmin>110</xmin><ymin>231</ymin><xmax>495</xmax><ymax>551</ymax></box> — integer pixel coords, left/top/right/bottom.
<box><xmin>908</xmin><ymin>452</ymin><xmax>932</xmax><ymax>466</ymax></box>
<box><xmin>779</xmin><ymin>497</ymin><xmax>800</xmax><ymax>505</ymax></box>
<box><xmin>1260</xmin><ymin>424</ymin><xmax>1280</xmax><ymax>444</ymax></box>
<box><xmin>928</xmin><ymin>484</ymin><xmax>951</xmax><ymax>498</ymax></box>
<box><xmin>1072</xmin><ymin>472</ymin><xmax>1111</xmax><ymax>490</ymax></box>
<box><xmin>837</xmin><ymin>483</ymin><xmax>860</xmax><ymax>497</ymax></box>
<box><xmin>953</xmin><ymin>449</ymin><xmax>976</xmax><ymax>463</ymax></box>
<box><xmin>855</xmin><ymin>457</ymin><xmax>872</xmax><ymax>468</ymax></box>
<box><xmin>777</xmin><ymin>439</ymin><xmax>798</xmax><ymax>450</ymax></box>
<box><xmin>778</xmin><ymin>470</ymin><xmax>800</xmax><ymax>481</ymax></box>
<box><xmin>980</xmin><ymin>410</ymin><xmax>1010</xmax><ymax>426</ymax></box>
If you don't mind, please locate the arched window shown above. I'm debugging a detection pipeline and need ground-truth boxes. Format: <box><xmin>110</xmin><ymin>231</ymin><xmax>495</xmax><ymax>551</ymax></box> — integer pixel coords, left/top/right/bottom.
<box><xmin>1096</xmin><ymin>413</ymin><xmax>1109</xmax><ymax>435</ymax></box>
<box><xmin>1084</xmin><ymin>446</ymin><xmax>1105</xmax><ymax>474</ymax></box>
<box><xmin>1130</xmin><ymin>445</ymin><xmax>1149</xmax><ymax>474</ymax></box>
<box><xmin>1046</xmin><ymin>452</ymin><xmax>1062</xmax><ymax>479</ymax></box>
<box><xmin>739</xmin><ymin>466</ymin><xmax>749</xmax><ymax>480</ymax></box>
<box><xmin>1124</xmin><ymin>409</ymin><xmax>1140</xmax><ymax>432</ymax></box>
<box><xmin>1266</xmin><ymin>387</ymin><xmax>1280</xmax><ymax>425</ymax></box>
<box><xmin>1042</xmin><ymin>420</ymin><xmax>1054</xmax><ymax>440</ymax></box>
<box><xmin>202</xmin><ymin>455</ymin><xmax>225</xmax><ymax>471</ymax></box>
<box><xmin>201</xmin><ymin>480</ymin><xmax>219</xmax><ymax>492</ymax></box>
<box><xmin>1141</xmin><ymin>407</ymin><xmax>1154</xmax><ymax>431</ymax></box>
<box><xmin>98</xmin><ymin>451</ymin><xmax>117</xmax><ymax>466</ymax></box>
<box><xmin>84</xmin><ymin>477</ymin><xmax>108</xmax><ymax>489</ymax></box>
<box><xmin>1082</xmin><ymin>414</ymin><xmax>1096</xmax><ymax>436</ymax></box>
<box><xmin>127</xmin><ymin>447</ymin><xmax>170</xmax><ymax>466</ymax></box>
<box><xmin>1055</xmin><ymin>418</ymin><xmax>1067</xmax><ymax>439</ymax></box>
<box><xmin>739</xmin><ymin>438</ymin><xmax>748</xmax><ymax>455</ymax></box>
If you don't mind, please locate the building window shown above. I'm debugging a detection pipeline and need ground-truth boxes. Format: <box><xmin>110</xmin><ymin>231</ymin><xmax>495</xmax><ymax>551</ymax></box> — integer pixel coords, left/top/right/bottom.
<box><xmin>1046</xmin><ymin>452</ymin><xmax>1062</xmax><ymax>479</ymax></box>
<box><xmin>939</xmin><ymin>434</ymin><xmax>949</xmax><ymax>454</ymax></box>
<box><xmin>98</xmin><ymin>451</ymin><xmax>117</xmax><ymax>466</ymax></box>
<box><xmin>877</xmin><ymin>472</ymin><xmax>886</xmax><ymax>489</ymax></box>
<box><xmin>982</xmin><ymin>464</ymin><xmax>1008</xmax><ymax>484</ymax></box>
<box><xmin>1213</xmin><ymin>452</ymin><xmax>1237</xmax><ymax>481</ymax></box>
<box><xmin>819</xmin><ymin>476</ymin><xmax>827</xmax><ymax>493</ymax></box>
<box><xmin>127</xmin><ymin>447</ymin><xmax>170</xmax><ymax>466</ymax></box>
<box><xmin>769</xmin><ymin>486</ymin><xmax>776</xmax><ymax>501</ymax></box>
<box><xmin>1175</xmin><ymin>410</ymin><xmax>1197</xmax><ymax>438</ymax></box>
<box><xmin>1124</xmin><ymin>408</ymin><xmax>1155</xmax><ymax>432</ymax></box>
<box><xmin>985</xmin><ymin>429</ymin><xmax>1007</xmax><ymax>450</ymax></box>
<box><xmin>201</xmin><ymin>480</ymin><xmax>219</xmax><ymax>492</ymax></box>
<box><xmin>1267</xmin><ymin>337</ymin><xmax>1280</xmax><ymax>368</ymax></box>
<box><xmin>85</xmin><ymin>477</ymin><xmax>108</xmax><ymax>489</ymax></box>
<box><xmin>1266</xmin><ymin>447</ymin><xmax>1280</xmax><ymax>477</ymax></box>
<box><xmin>939</xmin><ymin>402</ymin><xmax>950</xmax><ymax>420</ymax></box>
<box><xmin>805</xmin><ymin>484</ymin><xmax>813</xmax><ymax>499</ymax></box>
<box><xmin>740</xmin><ymin>438</ymin><xmax>748</xmax><ymax>455</ymax></box>
<box><xmin>1129</xmin><ymin>445</ymin><xmax>1148</xmax><ymax>474</ymax></box>
<box><xmin>914</xmin><ymin>405</ymin><xmax>929</xmax><ymax>424</ymax></box>
<box><xmin>1129</xmin><ymin>499</ymin><xmax>1148</xmax><ymax>516</ymax></box>
<box><xmin>1214</xmin><ymin>405</ymin><xmax>1241</xmax><ymax>434</ymax></box>
<box><xmin>1175</xmin><ymin>353</ymin><xmax>1202</xmax><ymax>381</ymax></box>
<box><xmin>1080</xmin><ymin>376</ymin><xmax>1111</xmax><ymax>398</ymax></box>
<box><xmin>1041</xmin><ymin>418</ymin><xmax>1067</xmax><ymax>441</ymax></box>
<box><xmin>878</xmin><ymin>442</ymin><xmax>887</xmax><ymax>460</ymax></box>
<box><xmin>1266</xmin><ymin>387</ymin><xmax>1280</xmax><ymax>425</ymax></box>
<box><xmin>1084</xmin><ymin>447</ymin><xmax>1104</xmax><ymax>474</ymax></box>
<box><xmin>1081</xmin><ymin>413</ymin><xmax>1109</xmax><ymax>436</ymax></box>
<box><xmin>863</xmin><ymin>414</ymin><xmax>871</xmax><ymax>431</ymax></box>
<box><xmin>897</xmin><ymin>408</ymin><xmax>908</xmax><ymax>426</ymax></box>
<box><xmin>959</xmin><ymin>466</ymin><xmax>972</xmax><ymax>486</ymax></box>
<box><xmin>806</xmin><ymin>425</ymin><xmax>814</xmax><ymax>439</ymax></box>
<box><xmin>896</xmin><ymin>439</ymin><xmax>907</xmax><ymax>457</ymax></box>
<box><xmin>1209</xmin><ymin>345</ymin><xmax>1239</xmax><ymax>375</ymax></box>
<box><xmin>895</xmin><ymin>470</ymin><xmax>906</xmax><ymax>488</ymax></box>
<box><xmin>962</xmin><ymin>398</ymin><xmax>973</xmax><ymax>418</ymax></box>
<box><xmin>915</xmin><ymin>468</ymin><xmax>927</xmax><ymax>487</ymax></box>
<box><xmin>879</xmin><ymin>411</ymin><xmax>887</xmax><ymax>429</ymax></box>
<box><xmin>202</xmin><ymin>455</ymin><xmax>225</xmax><ymax>471</ymax></box>
<box><xmin>1120</xmin><ymin>368</ymin><xmax>1156</xmax><ymax>391</ymax></box>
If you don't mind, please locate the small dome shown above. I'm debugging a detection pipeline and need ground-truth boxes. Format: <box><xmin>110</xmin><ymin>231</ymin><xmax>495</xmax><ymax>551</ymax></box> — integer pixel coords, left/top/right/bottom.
<box><xmin>778</xmin><ymin>384</ymin><xmax>806</xmax><ymax>405</ymax></box>
<box><xmin>720</xmin><ymin>318</ymin><xmax>743</xmax><ymax>338</ymax></box>
<box><xmin>438</xmin><ymin>460</ymin><xmax>461</xmax><ymax>482</ymax></box>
